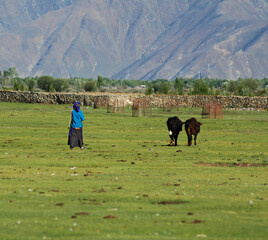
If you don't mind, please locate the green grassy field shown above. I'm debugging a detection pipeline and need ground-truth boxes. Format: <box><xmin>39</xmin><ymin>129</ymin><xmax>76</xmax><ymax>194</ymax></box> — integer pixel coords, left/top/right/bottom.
<box><xmin>0</xmin><ymin>102</ymin><xmax>267</xmax><ymax>240</ymax></box>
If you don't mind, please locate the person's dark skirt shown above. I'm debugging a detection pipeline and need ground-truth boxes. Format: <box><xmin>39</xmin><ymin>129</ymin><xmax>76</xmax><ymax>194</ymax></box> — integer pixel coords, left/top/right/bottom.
<box><xmin>68</xmin><ymin>128</ymin><xmax>83</xmax><ymax>149</ymax></box>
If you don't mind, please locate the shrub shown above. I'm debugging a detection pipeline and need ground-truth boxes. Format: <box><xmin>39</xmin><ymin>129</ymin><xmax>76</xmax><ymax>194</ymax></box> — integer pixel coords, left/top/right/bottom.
<box><xmin>13</xmin><ymin>81</ymin><xmax>20</xmax><ymax>91</ymax></box>
<box><xmin>215</xmin><ymin>89</ymin><xmax>221</xmax><ymax>95</ymax></box>
<box><xmin>13</xmin><ymin>80</ymin><xmax>25</xmax><ymax>91</ymax></box>
<box><xmin>19</xmin><ymin>82</ymin><xmax>25</xmax><ymax>91</ymax></box>
<box><xmin>256</xmin><ymin>88</ymin><xmax>267</xmax><ymax>96</ymax></box>
<box><xmin>145</xmin><ymin>82</ymin><xmax>153</xmax><ymax>95</ymax></box>
<box><xmin>84</xmin><ymin>80</ymin><xmax>97</xmax><ymax>92</ymax></box>
<box><xmin>53</xmin><ymin>78</ymin><xmax>69</xmax><ymax>92</ymax></box>
<box><xmin>97</xmin><ymin>75</ymin><xmax>104</xmax><ymax>89</ymax></box>
<box><xmin>49</xmin><ymin>84</ymin><xmax>56</xmax><ymax>93</ymax></box>
<box><xmin>226</xmin><ymin>80</ymin><xmax>237</xmax><ymax>94</ymax></box>
<box><xmin>174</xmin><ymin>77</ymin><xmax>184</xmax><ymax>95</ymax></box>
<box><xmin>158</xmin><ymin>82</ymin><xmax>171</xmax><ymax>94</ymax></box>
<box><xmin>190</xmin><ymin>79</ymin><xmax>209</xmax><ymax>95</ymax></box>
<box><xmin>28</xmin><ymin>79</ymin><xmax>35</xmax><ymax>92</ymax></box>
<box><xmin>37</xmin><ymin>76</ymin><xmax>54</xmax><ymax>92</ymax></box>
<box><xmin>37</xmin><ymin>76</ymin><xmax>69</xmax><ymax>92</ymax></box>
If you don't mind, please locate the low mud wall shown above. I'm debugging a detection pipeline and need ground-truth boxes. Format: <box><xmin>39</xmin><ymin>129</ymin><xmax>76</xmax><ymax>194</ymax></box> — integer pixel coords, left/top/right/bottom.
<box><xmin>0</xmin><ymin>90</ymin><xmax>267</xmax><ymax>109</ymax></box>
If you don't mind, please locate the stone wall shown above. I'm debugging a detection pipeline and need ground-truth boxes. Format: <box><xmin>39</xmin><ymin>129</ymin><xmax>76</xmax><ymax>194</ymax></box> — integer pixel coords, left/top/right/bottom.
<box><xmin>0</xmin><ymin>90</ymin><xmax>110</xmax><ymax>107</ymax></box>
<box><xmin>0</xmin><ymin>90</ymin><xmax>267</xmax><ymax>109</ymax></box>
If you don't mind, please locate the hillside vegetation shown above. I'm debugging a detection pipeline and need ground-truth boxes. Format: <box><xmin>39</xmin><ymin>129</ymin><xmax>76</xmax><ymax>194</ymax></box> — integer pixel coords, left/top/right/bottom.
<box><xmin>1</xmin><ymin>67</ymin><xmax>267</xmax><ymax>96</ymax></box>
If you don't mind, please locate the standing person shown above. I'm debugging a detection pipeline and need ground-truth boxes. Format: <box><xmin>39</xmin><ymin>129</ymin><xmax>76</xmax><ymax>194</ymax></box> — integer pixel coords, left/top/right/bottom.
<box><xmin>68</xmin><ymin>102</ymin><xmax>85</xmax><ymax>150</ymax></box>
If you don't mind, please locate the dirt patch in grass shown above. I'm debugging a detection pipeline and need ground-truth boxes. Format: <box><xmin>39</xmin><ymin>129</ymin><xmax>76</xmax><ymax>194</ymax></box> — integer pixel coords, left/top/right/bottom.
<box><xmin>56</xmin><ymin>203</ymin><xmax>64</xmax><ymax>207</ymax></box>
<box><xmin>180</xmin><ymin>220</ymin><xmax>204</xmax><ymax>224</ymax></box>
<box><xmin>195</xmin><ymin>162</ymin><xmax>267</xmax><ymax>167</ymax></box>
<box><xmin>104</xmin><ymin>215</ymin><xmax>117</xmax><ymax>219</ymax></box>
<box><xmin>158</xmin><ymin>200</ymin><xmax>186</xmax><ymax>205</ymax></box>
<box><xmin>75</xmin><ymin>212</ymin><xmax>89</xmax><ymax>216</ymax></box>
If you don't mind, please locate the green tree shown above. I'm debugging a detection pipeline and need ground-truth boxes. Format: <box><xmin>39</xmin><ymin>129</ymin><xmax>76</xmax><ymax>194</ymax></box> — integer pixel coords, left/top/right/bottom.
<box><xmin>3</xmin><ymin>70</ymin><xmax>11</xmax><ymax>88</ymax></box>
<box><xmin>174</xmin><ymin>77</ymin><xmax>184</xmax><ymax>95</ymax></box>
<box><xmin>37</xmin><ymin>76</ymin><xmax>69</xmax><ymax>92</ymax></box>
<box><xmin>215</xmin><ymin>88</ymin><xmax>221</xmax><ymax>95</ymax></box>
<box><xmin>150</xmin><ymin>79</ymin><xmax>169</xmax><ymax>93</ymax></box>
<box><xmin>145</xmin><ymin>82</ymin><xmax>154</xmax><ymax>95</ymax></box>
<box><xmin>74</xmin><ymin>79</ymin><xmax>82</xmax><ymax>92</ymax></box>
<box><xmin>237</xmin><ymin>81</ymin><xmax>246</xmax><ymax>96</ymax></box>
<box><xmin>2</xmin><ymin>67</ymin><xmax>19</xmax><ymax>88</ymax></box>
<box><xmin>8</xmin><ymin>67</ymin><xmax>18</xmax><ymax>79</ymax></box>
<box><xmin>97</xmin><ymin>75</ymin><xmax>104</xmax><ymax>89</ymax></box>
<box><xmin>226</xmin><ymin>80</ymin><xmax>238</xmax><ymax>95</ymax></box>
<box><xmin>49</xmin><ymin>84</ymin><xmax>56</xmax><ymax>93</ymax></box>
<box><xmin>158</xmin><ymin>82</ymin><xmax>171</xmax><ymax>94</ymax></box>
<box><xmin>0</xmin><ymin>71</ymin><xmax>3</xmax><ymax>88</ymax></box>
<box><xmin>190</xmin><ymin>79</ymin><xmax>209</xmax><ymax>95</ymax></box>
<box><xmin>261</xmin><ymin>78</ymin><xmax>268</xmax><ymax>88</ymax></box>
<box><xmin>27</xmin><ymin>78</ymin><xmax>35</xmax><ymax>92</ymax></box>
<box><xmin>53</xmin><ymin>78</ymin><xmax>69</xmax><ymax>92</ymax></box>
<box><xmin>208</xmin><ymin>82</ymin><xmax>214</xmax><ymax>95</ymax></box>
<box><xmin>14</xmin><ymin>80</ymin><xmax>20</xmax><ymax>91</ymax></box>
<box><xmin>84</xmin><ymin>79</ymin><xmax>97</xmax><ymax>92</ymax></box>
<box><xmin>256</xmin><ymin>88</ymin><xmax>267</xmax><ymax>96</ymax></box>
<box><xmin>243</xmin><ymin>78</ymin><xmax>259</xmax><ymax>91</ymax></box>
<box><xmin>37</xmin><ymin>76</ymin><xmax>54</xmax><ymax>92</ymax></box>
<box><xmin>19</xmin><ymin>82</ymin><xmax>25</xmax><ymax>91</ymax></box>
<box><xmin>239</xmin><ymin>78</ymin><xmax>259</xmax><ymax>96</ymax></box>
<box><xmin>13</xmin><ymin>80</ymin><xmax>25</xmax><ymax>91</ymax></box>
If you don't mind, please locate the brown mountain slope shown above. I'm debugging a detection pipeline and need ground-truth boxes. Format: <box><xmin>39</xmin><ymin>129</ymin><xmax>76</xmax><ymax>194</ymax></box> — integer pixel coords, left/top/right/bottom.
<box><xmin>0</xmin><ymin>0</ymin><xmax>267</xmax><ymax>80</ymax></box>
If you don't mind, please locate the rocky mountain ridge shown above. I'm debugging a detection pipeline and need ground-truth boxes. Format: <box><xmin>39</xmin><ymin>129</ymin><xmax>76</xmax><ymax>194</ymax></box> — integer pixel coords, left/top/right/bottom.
<box><xmin>0</xmin><ymin>0</ymin><xmax>267</xmax><ymax>80</ymax></box>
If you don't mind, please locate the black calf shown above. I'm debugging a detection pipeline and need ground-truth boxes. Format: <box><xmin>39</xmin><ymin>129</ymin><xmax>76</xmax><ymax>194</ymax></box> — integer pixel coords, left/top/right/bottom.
<box><xmin>167</xmin><ymin>117</ymin><xmax>185</xmax><ymax>146</ymax></box>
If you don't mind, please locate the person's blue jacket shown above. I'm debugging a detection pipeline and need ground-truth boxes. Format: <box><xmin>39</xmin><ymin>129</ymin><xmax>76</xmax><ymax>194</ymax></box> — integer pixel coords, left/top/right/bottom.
<box><xmin>71</xmin><ymin>110</ymin><xmax>85</xmax><ymax>128</ymax></box>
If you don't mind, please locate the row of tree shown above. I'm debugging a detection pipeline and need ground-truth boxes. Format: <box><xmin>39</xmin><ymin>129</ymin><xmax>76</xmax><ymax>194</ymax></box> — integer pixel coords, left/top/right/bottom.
<box><xmin>1</xmin><ymin>67</ymin><xmax>267</xmax><ymax>96</ymax></box>
<box><xmin>0</xmin><ymin>67</ymin><xmax>35</xmax><ymax>92</ymax></box>
<box><xmin>145</xmin><ymin>77</ymin><xmax>267</xmax><ymax>96</ymax></box>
